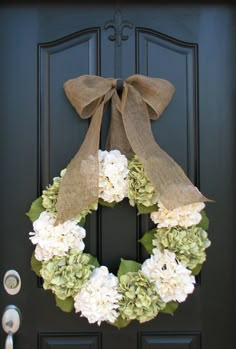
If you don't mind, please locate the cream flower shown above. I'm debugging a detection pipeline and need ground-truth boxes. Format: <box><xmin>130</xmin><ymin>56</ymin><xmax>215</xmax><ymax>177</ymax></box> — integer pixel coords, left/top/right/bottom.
<box><xmin>29</xmin><ymin>211</ymin><xmax>86</xmax><ymax>261</ymax></box>
<box><xmin>74</xmin><ymin>266</ymin><xmax>122</xmax><ymax>325</ymax></box>
<box><xmin>98</xmin><ymin>150</ymin><xmax>129</xmax><ymax>203</ymax></box>
<box><xmin>141</xmin><ymin>248</ymin><xmax>195</xmax><ymax>303</ymax></box>
<box><xmin>150</xmin><ymin>202</ymin><xmax>205</xmax><ymax>228</ymax></box>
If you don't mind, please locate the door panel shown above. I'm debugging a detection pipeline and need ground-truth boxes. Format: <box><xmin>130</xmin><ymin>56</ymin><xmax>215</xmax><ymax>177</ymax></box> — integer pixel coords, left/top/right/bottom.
<box><xmin>39</xmin><ymin>332</ymin><xmax>101</xmax><ymax>349</ymax></box>
<box><xmin>0</xmin><ymin>4</ymin><xmax>235</xmax><ymax>349</ymax></box>
<box><xmin>39</xmin><ymin>28</ymin><xmax>100</xmax><ymax>187</ymax></box>
<box><xmin>139</xmin><ymin>332</ymin><xmax>201</xmax><ymax>349</ymax></box>
<box><xmin>137</xmin><ymin>28</ymin><xmax>198</xmax><ymax>181</ymax></box>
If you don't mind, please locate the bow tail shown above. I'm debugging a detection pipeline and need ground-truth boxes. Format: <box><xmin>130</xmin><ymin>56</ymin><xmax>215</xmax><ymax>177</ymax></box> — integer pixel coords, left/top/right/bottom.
<box><xmin>55</xmin><ymin>101</ymin><xmax>105</xmax><ymax>224</ymax></box>
<box><xmin>106</xmin><ymin>92</ymin><xmax>134</xmax><ymax>158</ymax></box>
<box><xmin>122</xmin><ymin>84</ymin><xmax>209</xmax><ymax>210</ymax></box>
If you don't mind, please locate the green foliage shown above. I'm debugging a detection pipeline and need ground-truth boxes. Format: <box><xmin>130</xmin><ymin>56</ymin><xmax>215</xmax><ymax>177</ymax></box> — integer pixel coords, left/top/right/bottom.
<box><xmin>26</xmin><ymin>197</ymin><xmax>44</xmax><ymax>222</ymax></box>
<box><xmin>98</xmin><ymin>198</ymin><xmax>117</xmax><ymax>208</ymax></box>
<box><xmin>161</xmin><ymin>301</ymin><xmax>179</xmax><ymax>315</ymax></box>
<box><xmin>31</xmin><ymin>252</ymin><xmax>42</xmax><ymax>277</ymax></box>
<box><xmin>75</xmin><ymin>201</ymin><xmax>98</xmax><ymax>223</ymax></box>
<box><xmin>117</xmin><ymin>259</ymin><xmax>141</xmax><ymax>278</ymax></box>
<box><xmin>139</xmin><ymin>229</ymin><xmax>156</xmax><ymax>254</ymax></box>
<box><xmin>137</xmin><ymin>204</ymin><xmax>158</xmax><ymax>215</ymax></box>
<box><xmin>111</xmin><ymin>316</ymin><xmax>131</xmax><ymax>329</ymax></box>
<box><xmin>79</xmin><ymin>217</ymin><xmax>86</xmax><ymax>227</ymax></box>
<box><xmin>88</xmin><ymin>254</ymin><xmax>100</xmax><ymax>268</ymax></box>
<box><xmin>197</xmin><ymin>210</ymin><xmax>209</xmax><ymax>230</ymax></box>
<box><xmin>191</xmin><ymin>263</ymin><xmax>202</xmax><ymax>276</ymax></box>
<box><xmin>55</xmin><ymin>296</ymin><xmax>74</xmax><ymax>313</ymax></box>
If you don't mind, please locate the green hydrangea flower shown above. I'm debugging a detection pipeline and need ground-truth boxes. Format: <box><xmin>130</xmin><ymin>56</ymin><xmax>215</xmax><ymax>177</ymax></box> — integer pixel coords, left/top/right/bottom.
<box><xmin>153</xmin><ymin>226</ymin><xmax>211</xmax><ymax>270</ymax></box>
<box><xmin>42</xmin><ymin>177</ymin><xmax>60</xmax><ymax>212</ymax></box>
<box><xmin>118</xmin><ymin>271</ymin><xmax>165</xmax><ymax>323</ymax></box>
<box><xmin>42</xmin><ymin>169</ymin><xmax>66</xmax><ymax>212</ymax></box>
<box><xmin>128</xmin><ymin>156</ymin><xmax>158</xmax><ymax>207</ymax></box>
<box><xmin>42</xmin><ymin>168</ymin><xmax>98</xmax><ymax>222</ymax></box>
<box><xmin>40</xmin><ymin>249</ymin><xmax>94</xmax><ymax>300</ymax></box>
<box><xmin>75</xmin><ymin>201</ymin><xmax>98</xmax><ymax>223</ymax></box>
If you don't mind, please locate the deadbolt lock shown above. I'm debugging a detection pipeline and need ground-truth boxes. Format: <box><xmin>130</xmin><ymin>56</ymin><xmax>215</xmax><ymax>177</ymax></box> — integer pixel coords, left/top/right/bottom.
<box><xmin>3</xmin><ymin>270</ymin><xmax>21</xmax><ymax>295</ymax></box>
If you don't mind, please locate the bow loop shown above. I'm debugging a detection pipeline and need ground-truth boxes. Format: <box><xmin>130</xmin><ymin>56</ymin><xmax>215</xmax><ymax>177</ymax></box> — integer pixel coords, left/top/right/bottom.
<box><xmin>126</xmin><ymin>74</ymin><xmax>175</xmax><ymax>120</ymax></box>
<box><xmin>64</xmin><ymin>75</ymin><xmax>115</xmax><ymax>118</ymax></box>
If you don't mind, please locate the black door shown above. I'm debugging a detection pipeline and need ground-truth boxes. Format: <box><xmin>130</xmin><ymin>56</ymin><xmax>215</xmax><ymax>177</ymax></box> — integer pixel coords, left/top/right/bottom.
<box><xmin>0</xmin><ymin>4</ymin><xmax>235</xmax><ymax>349</ymax></box>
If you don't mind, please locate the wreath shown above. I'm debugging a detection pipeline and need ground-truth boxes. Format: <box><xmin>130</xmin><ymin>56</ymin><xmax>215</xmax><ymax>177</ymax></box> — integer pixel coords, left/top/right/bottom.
<box><xmin>27</xmin><ymin>75</ymin><xmax>211</xmax><ymax>328</ymax></box>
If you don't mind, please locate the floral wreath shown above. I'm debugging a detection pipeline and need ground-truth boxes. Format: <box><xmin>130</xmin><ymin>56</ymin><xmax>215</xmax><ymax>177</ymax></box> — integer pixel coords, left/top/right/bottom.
<box><xmin>27</xmin><ymin>75</ymin><xmax>211</xmax><ymax>328</ymax></box>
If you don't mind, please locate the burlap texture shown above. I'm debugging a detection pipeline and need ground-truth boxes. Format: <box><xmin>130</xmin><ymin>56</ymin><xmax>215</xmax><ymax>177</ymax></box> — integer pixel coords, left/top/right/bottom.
<box><xmin>55</xmin><ymin>74</ymin><xmax>209</xmax><ymax>224</ymax></box>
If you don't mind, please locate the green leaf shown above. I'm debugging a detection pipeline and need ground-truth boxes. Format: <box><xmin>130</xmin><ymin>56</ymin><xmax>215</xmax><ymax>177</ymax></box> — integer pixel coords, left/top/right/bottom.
<box><xmin>137</xmin><ymin>204</ymin><xmax>158</xmax><ymax>215</ymax></box>
<box><xmin>88</xmin><ymin>254</ymin><xmax>100</xmax><ymax>267</ymax></box>
<box><xmin>78</xmin><ymin>217</ymin><xmax>86</xmax><ymax>227</ymax></box>
<box><xmin>139</xmin><ymin>229</ymin><xmax>156</xmax><ymax>254</ymax></box>
<box><xmin>111</xmin><ymin>316</ymin><xmax>131</xmax><ymax>329</ymax></box>
<box><xmin>197</xmin><ymin>210</ymin><xmax>209</xmax><ymax>230</ymax></box>
<box><xmin>55</xmin><ymin>296</ymin><xmax>74</xmax><ymax>313</ymax></box>
<box><xmin>191</xmin><ymin>263</ymin><xmax>202</xmax><ymax>276</ymax></box>
<box><xmin>31</xmin><ymin>252</ymin><xmax>42</xmax><ymax>277</ymax></box>
<box><xmin>98</xmin><ymin>198</ymin><xmax>117</xmax><ymax>208</ymax></box>
<box><xmin>26</xmin><ymin>197</ymin><xmax>44</xmax><ymax>222</ymax></box>
<box><xmin>161</xmin><ymin>301</ymin><xmax>179</xmax><ymax>315</ymax></box>
<box><xmin>117</xmin><ymin>259</ymin><xmax>141</xmax><ymax>278</ymax></box>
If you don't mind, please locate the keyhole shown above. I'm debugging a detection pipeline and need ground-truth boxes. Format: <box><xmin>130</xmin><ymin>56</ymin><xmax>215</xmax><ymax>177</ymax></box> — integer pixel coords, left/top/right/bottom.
<box><xmin>5</xmin><ymin>275</ymin><xmax>19</xmax><ymax>289</ymax></box>
<box><xmin>5</xmin><ymin>320</ymin><xmax>13</xmax><ymax>329</ymax></box>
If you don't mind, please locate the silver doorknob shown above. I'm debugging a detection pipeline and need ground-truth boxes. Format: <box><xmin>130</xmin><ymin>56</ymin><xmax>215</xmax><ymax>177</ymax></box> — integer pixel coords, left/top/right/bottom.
<box><xmin>2</xmin><ymin>305</ymin><xmax>21</xmax><ymax>349</ymax></box>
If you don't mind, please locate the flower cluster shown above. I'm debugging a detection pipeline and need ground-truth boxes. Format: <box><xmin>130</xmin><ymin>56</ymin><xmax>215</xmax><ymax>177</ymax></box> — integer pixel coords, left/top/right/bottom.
<box><xmin>150</xmin><ymin>202</ymin><xmax>205</xmax><ymax>228</ymax></box>
<box><xmin>29</xmin><ymin>211</ymin><xmax>86</xmax><ymax>261</ymax></box>
<box><xmin>128</xmin><ymin>155</ymin><xmax>158</xmax><ymax>207</ymax></box>
<box><xmin>41</xmin><ymin>169</ymin><xmax>97</xmax><ymax>222</ymax></box>
<box><xmin>74</xmin><ymin>266</ymin><xmax>121</xmax><ymax>325</ymax></box>
<box><xmin>153</xmin><ymin>226</ymin><xmax>211</xmax><ymax>270</ymax></box>
<box><xmin>118</xmin><ymin>270</ymin><xmax>165</xmax><ymax>323</ymax></box>
<box><xmin>40</xmin><ymin>249</ymin><xmax>94</xmax><ymax>300</ymax></box>
<box><xmin>98</xmin><ymin>150</ymin><xmax>129</xmax><ymax>203</ymax></box>
<box><xmin>75</xmin><ymin>202</ymin><xmax>98</xmax><ymax>223</ymax></box>
<box><xmin>42</xmin><ymin>169</ymin><xmax>66</xmax><ymax>212</ymax></box>
<box><xmin>142</xmin><ymin>248</ymin><xmax>195</xmax><ymax>303</ymax></box>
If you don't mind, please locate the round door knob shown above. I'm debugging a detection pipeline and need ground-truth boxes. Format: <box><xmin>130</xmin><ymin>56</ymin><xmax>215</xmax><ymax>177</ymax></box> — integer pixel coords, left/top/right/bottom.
<box><xmin>2</xmin><ymin>305</ymin><xmax>21</xmax><ymax>349</ymax></box>
<box><xmin>2</xmin><ymin>305</ymin><xmax>21</xmax><ymax>334</ymax></box>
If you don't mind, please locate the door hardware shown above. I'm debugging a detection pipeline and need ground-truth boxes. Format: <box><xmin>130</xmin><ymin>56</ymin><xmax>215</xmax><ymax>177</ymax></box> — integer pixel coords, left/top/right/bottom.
<box><xmin>3</xmin><ymin>270</ymin><xmax>21</xmax><ymax>295</ymax></box>
<box><xmin>2</xmin><ymin>305</ymin><xmax>21</xmax><ymax>349</ymax></box>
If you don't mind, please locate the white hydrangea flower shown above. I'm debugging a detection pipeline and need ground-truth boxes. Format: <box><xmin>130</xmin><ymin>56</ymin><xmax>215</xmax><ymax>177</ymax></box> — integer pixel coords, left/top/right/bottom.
<box><xmin>98</xmin><ymin>150</ymin><xmax>129</xmax><ymax>203</ymax></box>
<box><xmin>141</xmin><ymin>248</ymin><xmax>195</xmax><ymax>303</ymax></box>
<box><xmin>150</xmin><ymin>201</ymin><xmax>205</xmax><ymax>228</ymax></box>
<box><xmin>74</xmin><ymin>266</ymin><xmax>122</xmax><ymax>325</ymax></box>
<box><xmin>29</xmin><ymin>211</ymin><xmax>86</xmax><ymax>261</ymax></box>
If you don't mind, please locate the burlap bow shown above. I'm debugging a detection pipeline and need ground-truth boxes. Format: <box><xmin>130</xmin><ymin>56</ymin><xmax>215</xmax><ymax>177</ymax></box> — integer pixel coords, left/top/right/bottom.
<box><xmin>55</xmin><ymin>74</ymin><xmax>209</xmax><ymax>224</ymax></box>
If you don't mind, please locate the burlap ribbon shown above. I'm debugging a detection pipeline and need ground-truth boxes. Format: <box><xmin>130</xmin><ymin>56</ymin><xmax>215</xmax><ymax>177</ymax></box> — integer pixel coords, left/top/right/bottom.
<box><xmin>55</xmin><ymin>74</ymin><xmax>209</xmax><ymax>224</ymax></box>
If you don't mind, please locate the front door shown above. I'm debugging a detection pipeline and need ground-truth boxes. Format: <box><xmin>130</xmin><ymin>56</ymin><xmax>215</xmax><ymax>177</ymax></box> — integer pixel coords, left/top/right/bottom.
<box><xmin>0</xmin><ymin>4</ymin><xmax>235</xmax><ymax>349</ymax></box>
